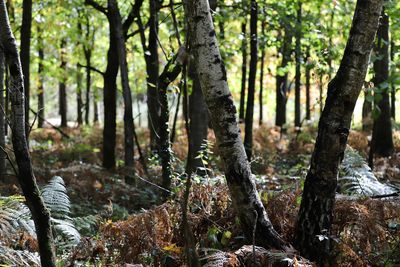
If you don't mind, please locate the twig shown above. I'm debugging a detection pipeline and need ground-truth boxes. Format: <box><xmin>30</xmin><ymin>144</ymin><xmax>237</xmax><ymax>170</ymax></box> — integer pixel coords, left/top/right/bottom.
<box><xmin>29</xmin><ymin>108</ymin><xmax>70</xmax><ymax>139</ymax></box>
<box><xmin>0</xmin><ymin>145</ymin><xmax>17</xmax><ymax>176</ymax></box>
<box><xmin>252</xmin><ymin>210</ymin><xmax>259</xmax><ymax>266</ymax></box>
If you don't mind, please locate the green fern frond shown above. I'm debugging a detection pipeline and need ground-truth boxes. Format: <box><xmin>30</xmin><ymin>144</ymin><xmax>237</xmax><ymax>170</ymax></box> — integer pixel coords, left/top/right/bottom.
<box><xmin>338</xmin><ymin>147</ymin><xmax>398</xmax><ymax>196</ymax></box>
<box><xmin>0</xmin><ymin>244</ymin><xmax>40</xmax><ymax>266</ymax></box>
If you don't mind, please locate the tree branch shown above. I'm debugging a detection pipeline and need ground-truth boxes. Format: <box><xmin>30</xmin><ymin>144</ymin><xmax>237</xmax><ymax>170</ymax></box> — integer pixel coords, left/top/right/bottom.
<box><xmin>123</xmin><ymin>0</ymin><xmax>144</xmax><ymax>38</ymax></box>
<box><xmin>85</xmin><ymin>0</ymin><xmax>107</xmax><ymax>15</ymax></box>
<box><xmin>78</xmin><ymin>63</ymin><xmax>105</xmax><ymax>76</ymax></box>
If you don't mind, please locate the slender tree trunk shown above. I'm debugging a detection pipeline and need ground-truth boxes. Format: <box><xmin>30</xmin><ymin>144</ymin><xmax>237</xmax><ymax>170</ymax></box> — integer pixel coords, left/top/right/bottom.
<box><xmin>20</xmin><ymin>0</ymin><xmax>32</xmax><ymax>137</ymax></box>
<box><xmin>305</xmin><ymin>46</ymin><xmax>311</xmax><ymax>120</ymax></box>
<box><xmin>239</xmin><ymin>22</ymin><xmax>247</xmax><ymax>122</ymax></box>
<box><xmin>84</xmin><ymin>50</ymin><xmax>91</xmax><ymax>124</ymax></box>
<box><xmin>0</xmin><ymin>2</ymin><xmax>56</xmax><ymax>265</ymax></box>
<box><xmin>0</xmin><ymin>49</ymin><xmax>5</xmax><ymax>182</ymax></box>
<box><xmin>170</xmin><ymin>88</ymin><xmax>181</xmax><ymax>144</ymax></box>
<box><xmin>244</xmin><ymin>0</ymin><xmax>258</xmax><ymax>160</ymax></box>
<box><xmin>294</xmin><ymin>0</ymin><xmax>384</xmax><ymax>264</ymax></box>
<box><xmin>294</xmin><ymin>1</ymin><xmax>302</xmax><ymax>128</ymax></box>
<box><xmin>259</xmin><ymin>21</ymin><xmax>266</xmax><ymax>126</ymax></box>
<box><xmin>76</xmin><ymin>64</ymin><xmax>83</xmax><ymax>125</ymax></box>
<box><xmin>362</xmin><ymin>90</ymin><xmax>373</xmax><ymax>131</ymax></box>
<box><xmin>93</xmin><ymin>95</ymin><xmax>98</xmax><ymax>123</ymax></box>
<box><xmin>158</xmin><ymin>50</ymin><xmax>185</xmax><ymax>197</ymax></box>
<box><xmin>187</xmin><ymin>66</ymin><xmax>209</xmax><ymax>174</ymax></box>
<box><xmin>109</xmin><ymin>0</ymin><xmax>134</xmax><ymax>168</ymax></box>
<box><xmin>184</xmin><ymin>0</ymin><xmax>288</xmax><ymax>250</ymax></box>
<box><xmin>276</xmin><ymin>25</ymin><xmax>292</xmax><ymax>127</ymax></box>
<box><xmin>37</xmin><ymin>25</ymin><xmax>45</xmax><ymax>128</ymax></box>
<box><xmin>59</xmin><ymin>39</ymin><xmax>68</xmax><ymax>128</ymax></box>
<box><xmin>390</xmin><ymin>40</ymin><xmax>395</xmax><ymax>120</ymax></box>
<box><xmin>371</xmin><ymin>10</ymin><xmax>394</xmax><ymax>157</ymax></box>
<box><xmin>147</xmin><ymin>0</ymin><xmax>160</xmax><ymax>151</ymax></box>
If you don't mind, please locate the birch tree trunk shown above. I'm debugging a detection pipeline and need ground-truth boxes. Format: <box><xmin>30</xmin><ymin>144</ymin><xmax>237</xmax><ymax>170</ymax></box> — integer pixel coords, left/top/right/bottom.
<box><xmin>294</xmin><ymin>0</ymin><xmax>384</xmax><ymax>264</ymax></box>
<box><xmin>0</xmin><ymin>1</ymin><xmax>56</xmax><ymax>265</ymax></box>
<box><xmin>184</xmin><ymin>0</ymin><xmax>287</xmax><ymax>249</ymax></box>
<box><xmin>0</xmin><ymin>49</ymin><xmax>5</xmax><ymax>182</ymax></box>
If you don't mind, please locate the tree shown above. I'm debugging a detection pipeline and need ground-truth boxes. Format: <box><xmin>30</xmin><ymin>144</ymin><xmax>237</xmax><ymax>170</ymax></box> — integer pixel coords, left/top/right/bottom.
<box><xmin>0</xmin><ymin>48</ymin><xmax>5</xmax><ymax>182</ymax></box>
<box><xmin>0</xmin><ymin>1</ymin><xmax>56</xmax><ymax>265</ymax></box>
<box><xmin>259</xmin><ymin>19</ymin><xmax>266</xmax><ymax>126</ymax></box>
<box><xmin>244</xmin><ymin>0</ymin><xmax>258</xmax><ymax>160</ymax></box>
<box><xmin>109</xmin><ymin>0</ymin><xmax>135</xmax><ymax>169</ymax></box>
<box><xmin>294</xmin><ymin>0</ymin><xmax>384</xmax><ymax>264</ymax></box>
<box><xmin>239</xmin><ymin>20</ymin><xmax>248</xmax><ymax>122</ymax></box>
<box><xmin>37</xmin><ymin>24</ymin><xmax>45</xmax><ymax>128</ymax></box>
<box><xmin>59</xmin><ymin>38</ymin><xmax>68</xmax><ymax>128</ymax></box>
<box><xmin>370</xmin><ymin>9</ymin><xmax>394</xmax><ymax>159</ymax></box>
<box><xmin>294</xmin><ymin>0</ymin><xmax>302</xmax><ymax>128</ymax></box>
<box><xmin>276</xmin><ymin>20</ymin><xmax>292</xmax><ymax>127</ymax></box>
<box><xmin>184</xmin><ymin>0</ymin><xmax>287</xmax><ymax>249</ymax></box>
<box><xmin>20</xmin><ymin>0</ymin><xmax>32</xmax><ymax>136</ymax></box>
<box><xmin>85</xmin><ymin>0</ymin><xmax>119</xmax><ymax>169</ymax></box>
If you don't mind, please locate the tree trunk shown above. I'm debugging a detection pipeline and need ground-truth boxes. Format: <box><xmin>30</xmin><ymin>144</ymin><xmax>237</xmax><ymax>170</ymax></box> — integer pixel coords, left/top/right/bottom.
<box><xmin>239</xmin><ymin>22</ymin><xmax>247</xmax><ymax>122</ymax></box>
<box><xmin>244</xmin><ymin>0</ymin><xmax>258</xmax><ymax>160</ymax></box>
<box><xmin>390</xmin><ymin>40</ymin><xmax>395</xmax><ymax>120</ymax></box>
<box><xmin>276</xmin><ymin>25</ymin><xmax>292</xmax><ymax>127</ymax></box>
<box><xmin>158</xmin><ymin>50</ymin><xmax>185</xmax><ymax>197</ymax></box>
<box><xmin>187</xmin><ymin>65</ymin><xmax>209</xmax><ymax>174</ymax></box>
<box><xmin>20</xmin><ymin>0</ymin><xmax>32</xmax><ymax>137</ymax></box>
<box><xmin>0</xmin><ymin>2</ymin><xmax>56</xmax><ymax>265</ymax></box>
<box><xmin>259</xmin><ymin>21</ymin><xmax>266</xmax><ymax>126</ymax></box>
<box><xmin>362</xmin><ymin>90</ymin><xmax>373</xmax><ymax>131</ymax></box>
<box><xmin>184</xmin><ymin>0</ymin><xmax>288</xmax><ymax>250</ymax></box>
<box><xmin>305</xmin><ymin>46</ymin><xmax>311</xmax><ymax>120</ymax></box>
<box><xmin>294</xmin><ymin>1</ymin><xmax>302</xmax><ymax>128</ymax></box>
<box><xmin>294</xmin><ymin>0</ymin><xmax>384</xmax><ymax>264</ymax></box>
<box><xmin>59</xmin><ymin>39</ymin><xmax>68</xmax><ymax>128</ymax></box>
<box><xmin>84</xmin><ymin>19</ymin><xmax>92</xmax><ymax>125</ymax></box>
<box><xmin>109</xmin><ymin>0</ymin><xmax>135</xmax><ymax>168</ymax></box>
<box><xmin>76</xmin><ymin>64</ymin><xmax>83</xmax><ymax>125</ymax></box>
<box><xmin>37</xmin><ymin>25</ymin><xmax>45</xmax><ymax>128</ymax></box>
<box><xmin>93</xmin><ymin>95</ymin><xmax>99</xmax><ymax>123</ymax></box>
<box><xmin>371</xmin><ymin>10</ymin><xmax>394</xmax><ymax>157</ymax></box>
<box><xmin>147</xmin><ymin>0</ymin><xmax>160</xmax><ymax>152</ymax></box>
<box><xmin>0</xmin><ymin>49</ymin><xmax>5</xmax><ymax>182</ymax></box>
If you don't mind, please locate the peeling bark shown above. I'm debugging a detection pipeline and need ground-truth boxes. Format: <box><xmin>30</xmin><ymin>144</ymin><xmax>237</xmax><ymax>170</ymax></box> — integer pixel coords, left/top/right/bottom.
<box><xmin>184</xmin><ymin>0</ymin><xmax>287</xmax><ymax>249</ymax></box>
<box><xmin>294</xmin><ymin>0</ymin><xmax>384</xmax><ymax>264</ymax></box>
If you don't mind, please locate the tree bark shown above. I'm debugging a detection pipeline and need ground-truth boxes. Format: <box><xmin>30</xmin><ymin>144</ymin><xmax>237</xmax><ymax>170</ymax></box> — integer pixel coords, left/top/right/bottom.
<box><xmin>158</xmin><ymin>50</ymin><xmax>185</xmax><ymax>197</ymax></box>
<box><xmin>305</xmin><ymin>46</ymin><xmax>311</xmax><ymax>120</ymax></box>
<box><xmin>244</xmin><ymin>0</ymin><xmax>258</xmax><ymax>160</ymax></box>
<box><xmin>0</xmin><ymin>1</ymin><xmax>56</xmax><ymax>265</ymax></box>
<box><xmin>147</xmin><ymin>0</ymin><xmax>160</xmax><ymax>151</ymax></box>
<box><xmin>20</xmin><ymin>0</ymin><xmax>32</xmax><ymax>137</ymax></box>
<box><xmin>0</xmin><ymin>49</ymin><xmax>5</xmax><ymax>182</ymax></box>
<box><xmin>390</xmin><ymin>40</ymin><xmax>395</xmax><ymax>120</ymax></box>
<box><xmin>362</xmin><ymin>90</ymin><xmax>373</xmax><ymax>131</ymax></box>
<box><xmin>76</xmin><ymin>64</ymin><xmax>83</xmax><ymax>125</ymax></box>
<box><xmin>109</xmin><ymin>0</ymin><xmax>135</xmax><ymax>168</ymax></box>
<box><xmin>59</xmin><ymin>39</ymin><xmax>68</xmax><ymax>128</ymax></box>
<box><xmin>187</xmin><ymin>65</ymin><xmax>209</xmax><ymax>174</ymax></box>
<box><xmin>294</xmin><ymin>1</ymin><xmax>302</xmax><ymax>128</ymax></box>
<box><xmin>259</xmin><ymin>21</ymin><xmax>266</xmax><ymax>126</ymax></box>
<box><xmin>85</xmin><ymin>0</ymin><xmax>118</xmax><ymax>169</ymax></box>
<box><xmin>84</xmin><ymin>14</ymin><xmax>93</xmax><ymax>125</ymax></box>
<box><xmin>294</xmin><ymin>0</ymin><xmax>384</xmax><ymax>264</ymax></box>
<box><xmin>37</xmin><ymin>25</ymin><xmax>45</xmax><ymax>128</ymax></box>
<box><xmin>184</xmin><ymin>0</ymin><xmax>288</xmax><ymax>250</ymax></box>
<box><xmin>370</xmin><ymin>10</ymin><xmax>394</xmax><ymax>157</ymax></box>
<box><xmin>276</xmin><ymin>24</ymin><xmax>292</xmax><ymax>127</ymax></box>
<box><xmin>239</xmin><ymin>22</ymin><xmax>247</xmax><ymax>122</ymax></box>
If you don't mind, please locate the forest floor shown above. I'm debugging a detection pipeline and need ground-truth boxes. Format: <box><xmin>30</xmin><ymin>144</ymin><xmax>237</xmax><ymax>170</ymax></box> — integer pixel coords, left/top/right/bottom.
<box><xmin>1</xmin><ymin>123</ymin><xmax>400</xmax><ymax>266</ymax></box>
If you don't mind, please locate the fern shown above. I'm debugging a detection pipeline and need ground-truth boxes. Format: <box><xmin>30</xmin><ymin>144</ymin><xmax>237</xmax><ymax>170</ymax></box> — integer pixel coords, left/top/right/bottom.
<box><xmin>0</xmin><ymin>244</ymin><xmax>40</xmax><ymax>266</ymax></box>
<box><xmin>0</xmin><ymin>176</ymin><xmax>80</xmax><ymax>254</ymax></box>
<box><xmin>338</xmin><ymin>147</ymin><xmax>398</xmax><ymax>196</ymax></box>
<box><xmin>41</xmin><ymin>176</ymin><xmax>80</xmax><ymax>248</ymax></box>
